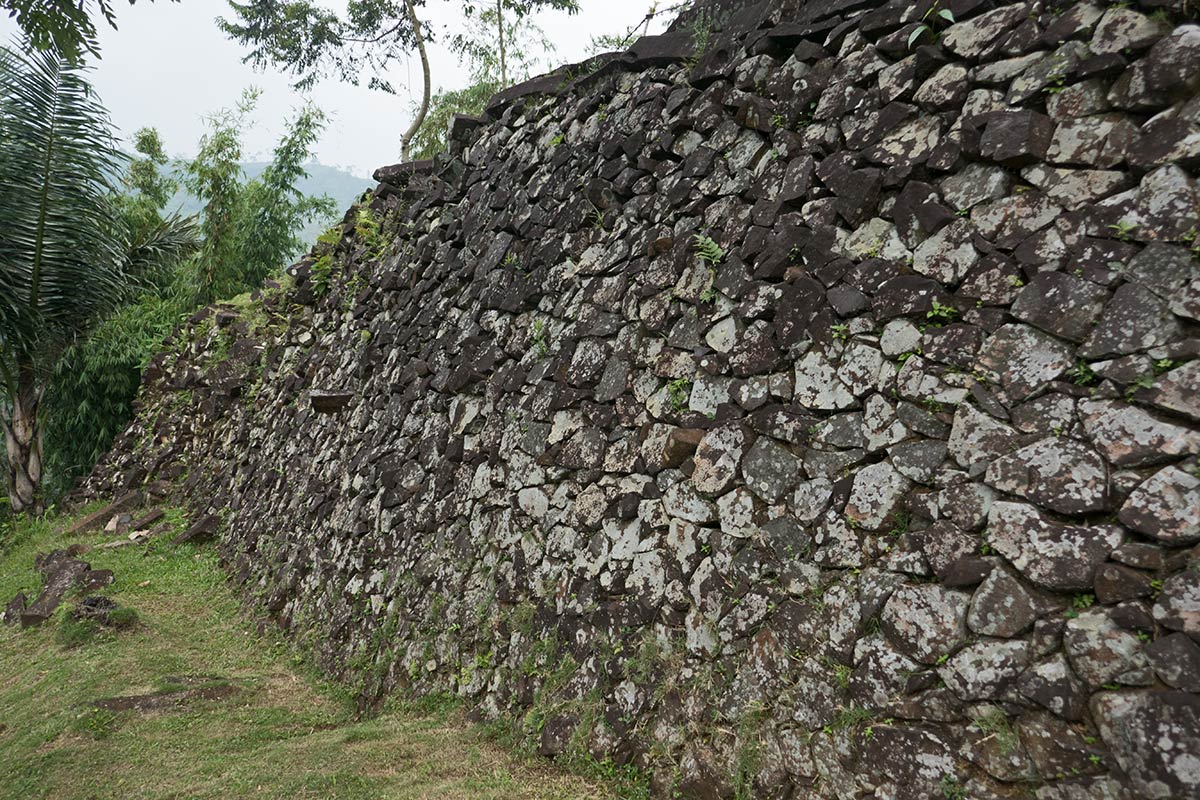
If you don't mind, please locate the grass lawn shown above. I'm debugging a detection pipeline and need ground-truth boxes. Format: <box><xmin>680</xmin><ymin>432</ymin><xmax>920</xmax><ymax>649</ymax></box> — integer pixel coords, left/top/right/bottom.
<box><xmin>0</xmin><ymin>506</ymin><xmax>610</xmax><ymax>800</ymax></box>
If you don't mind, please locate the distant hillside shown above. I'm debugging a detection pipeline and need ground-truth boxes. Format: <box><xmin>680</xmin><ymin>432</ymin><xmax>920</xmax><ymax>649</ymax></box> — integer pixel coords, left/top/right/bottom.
<box><xmin>168</xmin><ymin>161</ymin><xmax>373</xmax><ymax>247</ymax></box>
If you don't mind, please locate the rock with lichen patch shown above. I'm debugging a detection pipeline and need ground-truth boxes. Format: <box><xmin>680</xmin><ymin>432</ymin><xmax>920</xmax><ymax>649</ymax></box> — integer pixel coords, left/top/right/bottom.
<box><xmin>986</xmin><ymin>501</ymin><xmax>1122</xmax><ymax>591</ymax></box>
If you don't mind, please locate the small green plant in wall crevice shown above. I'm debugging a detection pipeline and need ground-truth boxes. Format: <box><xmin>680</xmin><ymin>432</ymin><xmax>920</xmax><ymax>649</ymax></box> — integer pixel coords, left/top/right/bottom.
<box><xmin>1068</xmin><ymin>360</ymin><xmax>1098</xmax><ymax>386</ymax></box>
<box><xmin>908</xmin><ymin>1</ymin><xmax>955</xmax><ymax>49</ymax></box>
<box><xmin>1108</xmin><ymin>219</ymin><xmax>1137</xmax><ymax>242</ymax></box>
<box><xmin>531</xmin><ymin>319</ymin><xmax>551</xmax><ymax>359</ymax></box>
<box><xmin>354</xmin><ymin>205</ymin><xmax>386</xmax><ymax>258</ymax></box>
<box><xmin>693</xmin><ymin>233</ymin><xmax>725</xmax><ymax>266</ymax></box>
<box><xmin>925</xmin><ymin>300</ymin><xmax>959</xmax><ymax>326</ymax></box>
<box><xmin>666</xmin><ymin>378</ymin><xmax>691</xmax><ymax>412</ymax></box>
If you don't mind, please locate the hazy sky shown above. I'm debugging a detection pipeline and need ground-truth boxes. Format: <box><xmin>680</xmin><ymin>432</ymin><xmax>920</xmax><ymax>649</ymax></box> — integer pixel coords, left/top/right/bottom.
<box><xmin>1</xmin><ymin>0</ymin><xmax>672</xmax><ymax>177</ymax></box>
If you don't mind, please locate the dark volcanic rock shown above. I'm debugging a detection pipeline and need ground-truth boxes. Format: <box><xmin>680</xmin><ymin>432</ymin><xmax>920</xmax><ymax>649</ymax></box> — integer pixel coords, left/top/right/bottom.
<box><xmin>20</xmin><ymin>551</ymin><xmax>92</xmax><ymax>627</ymax></box>
<box><xmin>1092</xmin><ymin>691</ymin><xmax>1200</xmax><ymax>800</ymax></box>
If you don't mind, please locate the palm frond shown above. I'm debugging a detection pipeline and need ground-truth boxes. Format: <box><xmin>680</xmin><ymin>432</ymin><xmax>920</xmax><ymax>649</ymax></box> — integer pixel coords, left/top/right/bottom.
<box><xmin>0</xmin><ymin>39</ymin><xmax>126</xmax><ymax>370</ymax></box>
<box><xmin>119</xmin><ymin>211</ymin><xmax>202</xmax><ymax>292</ymax></box>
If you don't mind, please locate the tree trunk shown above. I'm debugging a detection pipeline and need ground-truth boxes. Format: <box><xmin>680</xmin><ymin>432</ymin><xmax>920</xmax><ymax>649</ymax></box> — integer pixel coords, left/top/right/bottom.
<box><xmin>400</xmin><ymin>0</ymin><xmax>432</xmax><ymax>162</ymax></box>
<box><xmin>496</xmin><ymin>0</ymin><xmax>508</xmax><ymax>87</ymax></box>
<box><xmin>3</xmin><ymin>364</ymin><xmax>43</xmax><ymax>515</ymax></box>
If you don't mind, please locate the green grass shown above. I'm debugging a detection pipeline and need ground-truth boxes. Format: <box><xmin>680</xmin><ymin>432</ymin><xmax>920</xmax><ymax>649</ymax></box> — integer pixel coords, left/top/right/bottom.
<box><xmin>0</xmin><ymin>507</ymin><xmax>611</xmax><ymax>800</ymax></box>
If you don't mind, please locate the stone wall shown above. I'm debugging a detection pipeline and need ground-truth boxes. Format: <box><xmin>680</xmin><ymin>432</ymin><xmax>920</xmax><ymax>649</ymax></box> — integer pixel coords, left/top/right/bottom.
<box><xmin>82</xmin><ymin>1</ymin><xmax>1200</xmax><ymax>797</ymax></box>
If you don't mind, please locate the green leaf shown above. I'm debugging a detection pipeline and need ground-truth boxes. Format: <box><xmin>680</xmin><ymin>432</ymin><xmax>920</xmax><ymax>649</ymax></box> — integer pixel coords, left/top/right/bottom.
<box><xmin>0</xmin><ymin>39</ymin><xmax>125</xmax><ymax>382</ymax></box>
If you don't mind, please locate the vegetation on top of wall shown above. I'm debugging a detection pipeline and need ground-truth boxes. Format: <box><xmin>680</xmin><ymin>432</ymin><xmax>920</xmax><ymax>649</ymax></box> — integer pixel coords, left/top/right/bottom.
<box><xmin>38</xmin><ymin>92</ymin><xmax>335</xmax><ymax>504</ymax></box>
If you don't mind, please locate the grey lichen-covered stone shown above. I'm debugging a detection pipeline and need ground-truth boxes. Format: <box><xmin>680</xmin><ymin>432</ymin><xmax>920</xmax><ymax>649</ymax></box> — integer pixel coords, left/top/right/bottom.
<box><xmin>662</xmin><ymin>480</ymin><xmax>716</xmax><ymax>524</ymax></box>
<box><xmin>862</xmin><ymin>394</ymin><xmax>907</xmax><ymax>452</ymax></box>
<box><xmin>1009</xmin><ymin>272</ymin><xmax>1108</xmax><ymax>343</ymax></box>
<box><xmin>716</xmin><ymin>486</ymin><xmax>758</xmax><ymax>537</ymax></box>
<box><xmin>1147</xmin><ymin>633</ymin><xmax>1200</xmax><ymax>693</ymax></box>
<box><xmin>912</xmin><ymin>219</ymin><xmax>977</xmax><ymax>284</ymax></box>
<box><xmin>1047</xmin><ymin>114</ymin><xmax>1139</xmax><ymax>168</ymax></box>
<box><xmin>1143</xmin><ymin>360</ymin><xmax>1200</xmax><ymax>422</ymax></box>
<box><xmin>740</xmin><ymin>436</ymin><xmax>799</xmax><ymax>504</ymax></box>
<box><xmin>811</xmin><ymin>512</ymin><xmax>864</xmax><ymax>569</ymax></box>
<box><xmin>1019</xmin><ymin>654</ymin><xmax>1089</xmax><ymax>721</ymax></box>
<box><xmin>984</xmin><ymin>437</ymin><xmax>1109</xmax><ymax>515</ymax></box>
<box><xmin>844</xmin><ymin>461</ymin><xmax>911</xmax><ymax>531</ymax></box>
<box><xmin>948</xmin><ymin>403</ymin><xmax>1017</xmax><ymax>472</ymax></box>
<box><xmin>1019</xmin><ymin>165</ymin><xmax>1131</xmax><ymax>211</ymax></box>
<box><xmin>1046</xmin><ymin>78</ymin><xmax>1110</xmax><ymax>120</ymax></box>
<box><xmin>1093</xmin><ymin>563</ymin><xmax>1155</xmax><ymax>605</ymax></box>
<box><xmin>1090</xmin><ymin>8</ymin><xmax>1171</xmax><ymax>55</ymax></box>
<box><xmin>866</xmin><ymin>116</ymin><xmax>942</xmax><ymax>167</ymax></box>
<box><xmin>977</xmin><ymin>324</ymin><xmax>1074</xmax><ymax>401</ymax></box>
<box><xmin>940</xmin><ymin>163</ymin><xmax>1009</xmax><ymax>211</ymax></box>
<box><xmin>914</xmin><ymin>63</ymin><xmax>968</xmax><ymax>109</ymax></box>
<box><xmin>852</xmin><ymin>727</ymin><xmax>956</xmax><ymax>800</ymax></box>
<box><xmin>791</xmin><ymin>478</ymin><xmax>832</xmax><ymax>524</ymax></box>
<box><xmin>1080</xmin><ymin>283</ymin><xmax>1182</xmax><ymax>359</ymax></box>
<box><xmin>1170</xmin><ymin>276</ymin><xmax>1200</xmax><ymax>322</ymax></box>
<box><xmin>918</xmin><ymin>519</ymin><xmax>979</xmax><ymax>582</ymax></box>
<box><xmin>963</xmin><ymin>707</ymin><xmax>1035</xmax><ymax>782</ymax></box>
<box><xmin>691</xmin><ymin>425</ymin><xmax>749</xmax><ymax>495</ymax></box>
<box><xmin>1035</xmin><ymin>775</ymin><xmax>1123</xmax><ymax>799</ymax></box>
<box><xmin>879</xmin><ymin>319</ymin><xmax>921</xmax><ymax>357</ymax></box>
<box><xmin>986</xmin><ymin>501</ymin><xmax>1123</xmax><ymax>591</ymax></box>
<box><xmin>838</xmin><ymin>342</ymin><xmax>885</xmax><ymax>398</ymax></box>
<box><xmin>1126</xmin><ymin>164</ymin><xmax>1200</xmax><ymax>241</ymax></box>
<box><xmin>1064</xmin><ymin>609</ymin><xmax>1151</xmax><ymax>687</ymax></box>
<box><xmin>1118</xmin><ymin>466</ymin><xmax>1200</xmax><ymax>545</ymax></box>
<box><xmin>1080</xmin><ymin>400</ymin><xmax>1200</xmax><ymax>467</ymax></box>
<box><xmin>841</xmin><ymin>217</ymin><xmax>908</xmax><ymax>262</ymax></box>
<box><xmin>889</xmin><ymin>439</ymin><xmax>945</xmax><ymax>484</ymax></box>
<box><xmin>1125</xmin><ymin>243</ymin><xmax>1197</xmax><ymax>298</ymax></box>
<box><xmin>941</xmin><ymin>5</ymin><xmax>1027</xmax><ymax>58</ymax></box>
<box><xmin>1020</xmin><ymin>712</ymin><xmax>1108</xmax><ymax>787</ymax></box>
<box><xmin>968</xmin><ymin>567</ymin><xmax>1038</xmax><ymax>637</ymax></box>
<box><xmin>971</xmin><ymin>192</ymin><xmax>1061</xmax><ymax>248</ymax></box>
<box><xmin>1141</xmin><ymin>23</ymin><xmax>1200</xmax><ymax>95</ymax></box>
<box><xmin>940</xmin><ymin>639</ymin><xmax>1030</xmax><ymax>700</ymax></box>
<box><xmin>881</xmin><ymin>584</ymin><xmax>970</xmax><ymax>665</ymax></box>
<box><xmin>896</xmin><ymin>355</ymin><xmax>969</xmax><ymax>407</ymax></box>
<box><xmin>1154</xmin><ymin>572</ymin><xmax>1200</xmax><ymax>638</ymax></box>
<box><xmin>793</xmin><ymin>349</ymin><xmax>855</xmax><ymax>411</ymax></box>
<box><xmin>937</xmin><ymin>483</ymin><xmax>995</xmax><ymax>531</ymax></box>
<box><xmin>1091</xmin><ymin>690</ymin><xmax>1200</xmax><ymax>800</ymax></box>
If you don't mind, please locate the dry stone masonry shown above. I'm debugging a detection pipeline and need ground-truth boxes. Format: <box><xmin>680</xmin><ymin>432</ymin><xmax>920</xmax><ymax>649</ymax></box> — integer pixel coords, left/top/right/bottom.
<box><xmin>82</xmin><ymin>0</ymin><xmax>1200</xmax><ymax>797</ymax></box>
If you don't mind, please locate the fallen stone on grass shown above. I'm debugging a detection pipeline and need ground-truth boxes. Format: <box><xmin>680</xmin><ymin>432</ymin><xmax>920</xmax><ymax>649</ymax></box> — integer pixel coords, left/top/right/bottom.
<box><xmin>71</xmin><ymin>596</ymin><xmax>138</xmax><ymax>629</ymax></box>
<box><xmin>2</xmin><ymin>592</ymin><xmax>27</xmax><ymax>626</ymax></box>
<box><xmin>103</xmin><ymin>513</ymin><xmax>132</xmax><ymax>534</ymax></box>
<box><xmin>6</xmin><ymin>550</ymin><xmax>117</xmax><ymax>628</ymax></box>
<box><xmin>129</xmin><ymin>508</ymin><xmax>165</xmax><ymax>531</ymax></box>
<box><xmin>97</xmin><ymin>538</ymin><xmax>137</xmax><ymax>550</ymax></box>
<box><xmin>173</xmin><ymin>514</ymin><xmax>218</xmax><ymax>545</ymax></box>
<box><xmin>64</xmin><ymin>490</ymin><xmax>142</xmax><ymax>536</ymax></box>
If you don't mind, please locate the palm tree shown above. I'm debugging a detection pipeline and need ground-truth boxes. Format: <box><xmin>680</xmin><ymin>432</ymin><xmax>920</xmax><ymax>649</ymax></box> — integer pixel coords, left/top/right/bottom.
<box><xmin>0</xmin><ymin>41</ymin><xmax>196</xmax><ymax>514</ymax></box>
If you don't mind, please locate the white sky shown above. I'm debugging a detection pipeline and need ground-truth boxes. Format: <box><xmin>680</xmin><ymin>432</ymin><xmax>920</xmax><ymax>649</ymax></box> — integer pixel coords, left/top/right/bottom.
<box><xmin>1</xmin><ymin>0</ymin><xmax>672</xmax><ymax>177</ymax></box>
